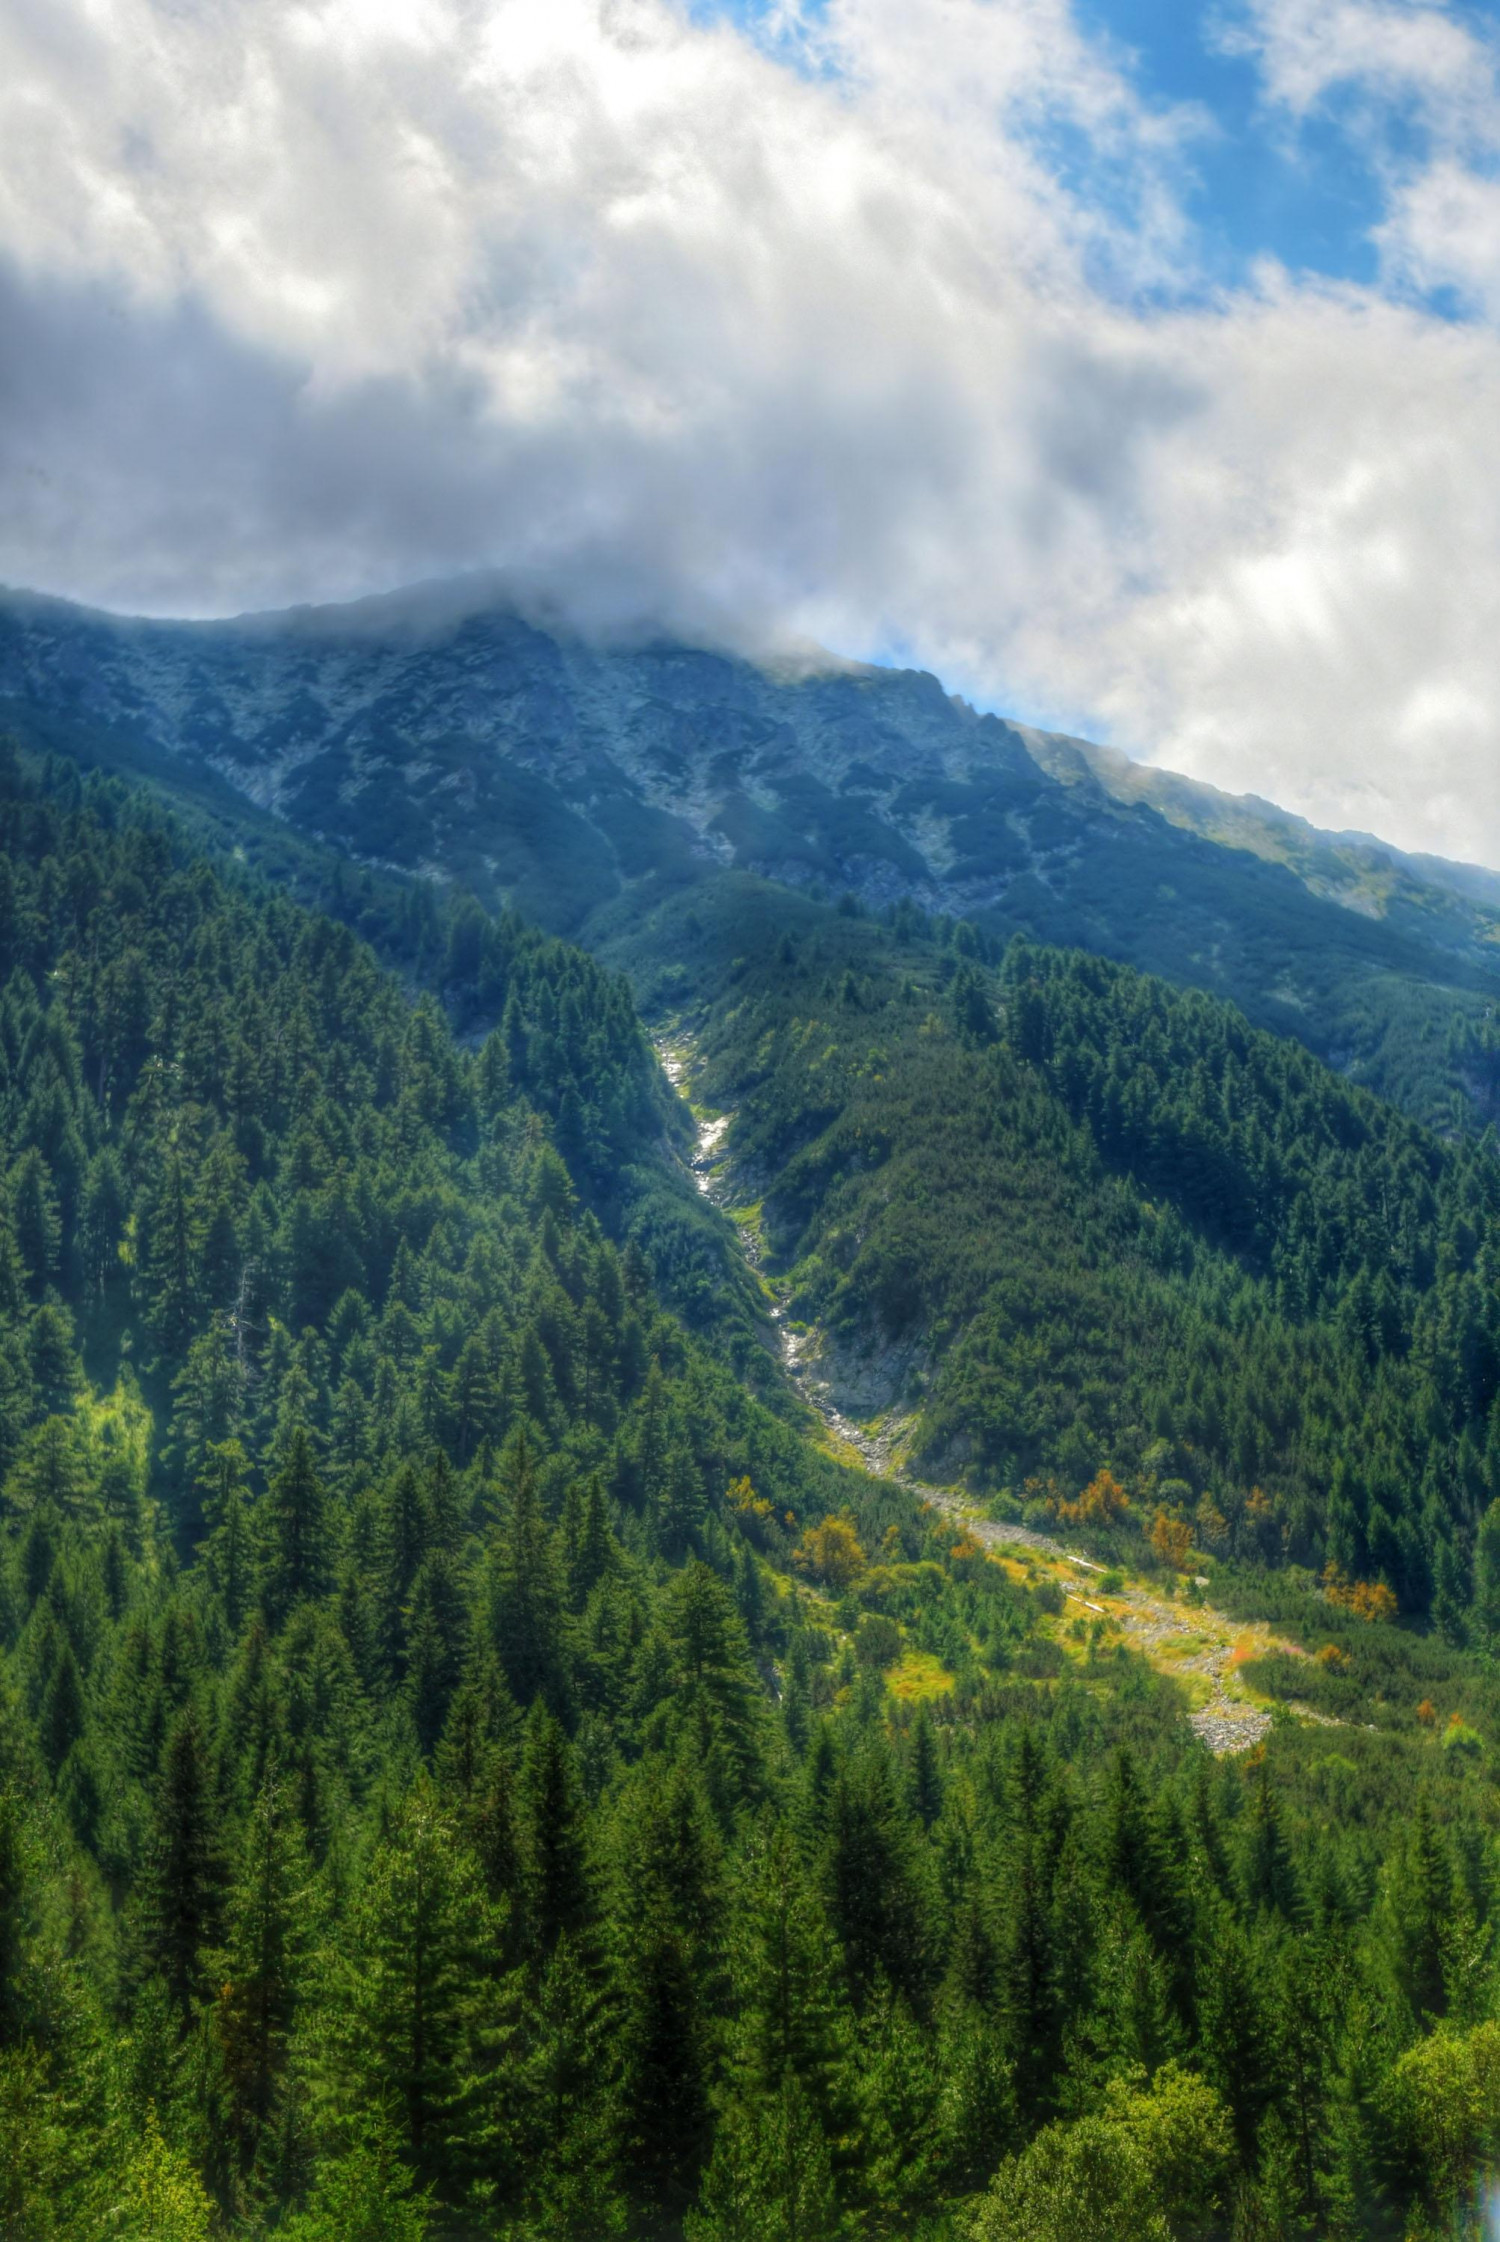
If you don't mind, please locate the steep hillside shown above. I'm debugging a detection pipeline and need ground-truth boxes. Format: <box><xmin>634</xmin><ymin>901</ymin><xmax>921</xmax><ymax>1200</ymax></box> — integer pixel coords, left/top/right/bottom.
<box><xmin>4</xmin><ymin>581</ymin><xmax>1500</xmax><ymax>1128</ymax></box>
<box><xmin>612</xmin><ymin>873</ymin><xmax>1500</xmax><ymax>1638</ymax></box>
<box><xmin>7</xmin><ymin>747</ymin><xmax>1500</xmax><ymax>2242</ymax></box>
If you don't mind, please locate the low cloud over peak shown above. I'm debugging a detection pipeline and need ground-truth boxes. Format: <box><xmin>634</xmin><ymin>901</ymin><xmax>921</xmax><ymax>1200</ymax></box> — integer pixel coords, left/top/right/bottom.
<box><xmin>2</xmin><ymin>0</ymin><xmax>1500</xmax><ymax>865</ymax></box>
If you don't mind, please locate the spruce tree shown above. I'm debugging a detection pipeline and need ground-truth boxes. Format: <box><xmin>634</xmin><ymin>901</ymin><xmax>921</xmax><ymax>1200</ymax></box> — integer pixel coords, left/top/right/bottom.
<box><xmin>379</xmin><ymin>1461</ymin><xmax>429</xmax><ymax>1681</ymax></box>
<box><xmin>732</xmin><ymin>1824</ymin><xmax>853</xmax><ymax>2138</ymax></box>
<box><xmin>688</xmin><ymin>2070</ymin><xmax>840</xmax><ymax>2242</ymax></box>
<box><xmin>569</xmin><ymin>1473</ymin><xmax>616</xmax><ymax>1608</ymax></box>
<box><xmin>0</xmin><ymin>1788</ymin><xmax>30</xmax><ymax>2048</ymax></box>
<box><xmin>516</xmin><ymin>1933</ymin><xmax>622</xmax><ymax>2239</ymax></box>
<box><xmin>614</xmin><ymin>1898</ymin><xmax>715</xmax><ymax>2232</ymax></box>
<box><xmin>1001</xmin><ymin>1826</ymin><xmax>1060</xmax><ymax>2128</ymax></box>
<box><xmin>489</xmin><ymin>1434</ymin><xmax>568</xmax><ymax>1713</ymax></box>
<box><xmin>517</xmin><ymin>1705</ymin><xmax>592</xmax><ymax>1968</ymax></box>
<box><xmin>1387</xmin><ymin>1795</ymin><xmax>1454</xmax><ymax>2026</ymax></box>
<box><xmin>663</xmin><ymin>1560</ymin><xmax>763</xmax><ymax>1812</ymax></box>
<box><xmin>1243</xmin><ymin>1760</ymin><xmax>1301</xmax><ymax>1923</ymax></box>
<box><xmin>908</xmin><ymin>1704</ymin><xmax>943</xmax><ymax>1830</ymax></box>
<box><xmin>214</xmin><ymin>1770</ymin><xmax>308</xmax><ymax>2176</ymax></box>
<box><xmin>144</xmin><ymin>1708</ymin><xmax>228</xmax><ymax>2024</ymax></box>
<box><xmin>405</xmin><ymin>1551</ymin><xmax>468</xmax><ymax>1756</ymax></box>
<box><xmin>200</xmin><ymin>1439</ymin><xmax>253</xmax><ymax>1636</ymax></box>
<box><xmin>324</xmin><ymin>1780</ymin><xmax>512</xmax><ymax>2204</ymax></box>
<box><xmin>822</xmin><ymin>1737</ymin><xmax>931</xmax><ymax>2013</ymax></box>
<box><xmin>37</xmin><ymin>1642</ymin><xmax>84</xmax><ymax>1776</ymax></box>
<box><xmin>261</xmin><ymin>1427</ymin><xmax>329</xmax><ymax>1627</ymax></box>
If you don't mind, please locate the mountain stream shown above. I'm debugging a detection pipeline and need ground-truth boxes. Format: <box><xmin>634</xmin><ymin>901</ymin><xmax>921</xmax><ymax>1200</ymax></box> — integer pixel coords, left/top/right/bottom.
<box><xmin>657</xmin><ymin>1042</ymin><xmax>1319</xmax><ymax>1755</ymax></box>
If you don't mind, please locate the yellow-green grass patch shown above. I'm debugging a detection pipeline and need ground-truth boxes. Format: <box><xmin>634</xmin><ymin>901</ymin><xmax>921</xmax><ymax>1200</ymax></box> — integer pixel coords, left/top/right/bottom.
<box><xmin>886</xmin><ymin>1650</ymin><xmax>956</xmax><ymax>1702</ymax></box>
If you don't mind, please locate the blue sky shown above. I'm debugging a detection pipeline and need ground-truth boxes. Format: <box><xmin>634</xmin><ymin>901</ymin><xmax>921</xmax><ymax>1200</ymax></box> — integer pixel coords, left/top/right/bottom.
<box><xmin>1091</xmin><ymin>0</ymin><xmax>1500</xmax><ymax>298</ymax></box>
<box><xmin>1074</xmin><ymin>0</ymin><xmax>1388</xmax><ymax>287</ymax></box>
<box><xmin>702</xmin><ymin>0</ymin><xmax>1500</xmax><ymax>307</ymax></box>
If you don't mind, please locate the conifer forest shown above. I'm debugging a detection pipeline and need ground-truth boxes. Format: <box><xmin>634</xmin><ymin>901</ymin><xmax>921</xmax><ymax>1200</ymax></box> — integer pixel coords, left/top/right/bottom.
<box><xmin>6</xmin><ymin>729</ymin><xmax>1500</xmax><ymax>2242</ymax></box>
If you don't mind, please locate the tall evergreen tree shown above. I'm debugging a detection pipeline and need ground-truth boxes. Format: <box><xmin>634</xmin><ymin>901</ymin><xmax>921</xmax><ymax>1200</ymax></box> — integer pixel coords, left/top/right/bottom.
<box><xmin>489</xmin><ymin>1435</ymin><xmax>568</xmax><ymax>1714</ymax></box>
<box><xmin>517</xmin><ymin>1706</ymin><xmax>592</xmax><ymax>1968</ymax></box>
<box><xmin>261</xmin><ymin>1427</ymin><xmax>329</xmax><ymax>1627</ymax></box>
<box><xmin>325</xmin><ymin>1781</ymin><xmax>512</xmax><ymax>2204</ymax></box>
<box><xmin>144</xmin><ymin>1708</ymin><xmax>228</xmax><ymax>2025</ymax></box>
<box><xmin>214</xmin><ymin>1769</ymin><xmax>308</xmax><ymax>2176</ymax></box>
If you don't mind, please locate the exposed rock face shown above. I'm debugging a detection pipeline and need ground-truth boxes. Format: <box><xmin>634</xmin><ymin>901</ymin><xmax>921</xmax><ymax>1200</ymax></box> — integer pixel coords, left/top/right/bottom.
<box><xmin>0</xmin><ymin>581</ymin><xmax>1103</xmax><ymax>928</ymax></box>
<box><xmin>6</xmin><ymin>579</ymin><xmax>1500</xmax><ymax>1124</ymax></box>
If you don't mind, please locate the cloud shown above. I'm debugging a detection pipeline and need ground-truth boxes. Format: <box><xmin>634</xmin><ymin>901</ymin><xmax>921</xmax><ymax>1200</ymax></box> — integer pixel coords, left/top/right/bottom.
<box><xmin>1224</xmin><ymin>0</ymin><xmax>1494</xmax><ymax>125</ymax></box>
<box><xmin>1228</xmin><ymin>0</ymin><xmax>1500</xmax><ymax>313</ymax></box>
<box><xmin>1</xmin><ymin>0</ymin><xmax>1500</xmax><ymax>865</ymax></box>
<box><xmin>1381</xmin><ymin>160</ymin><xmax>1500</xmax><ymax>315</ymax></box>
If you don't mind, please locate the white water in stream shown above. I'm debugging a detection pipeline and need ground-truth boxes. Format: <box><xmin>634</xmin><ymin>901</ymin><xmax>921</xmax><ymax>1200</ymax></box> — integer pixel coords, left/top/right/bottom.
<box><xmin>659</xmin><ymin>1040</ymin><xmax>1275</xmax><ymax>1753</ymax></box>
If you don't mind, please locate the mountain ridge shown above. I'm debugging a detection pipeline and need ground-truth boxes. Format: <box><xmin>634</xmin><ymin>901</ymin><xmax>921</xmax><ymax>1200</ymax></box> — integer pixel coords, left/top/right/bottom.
<box><xmin>6</xmin><ymin>574</ymin><xmax>1495</xmax><ymax>891</ymax></box>
<box><xmin>4</xmin><ymin>578</ymin><xmax>1500</xmax><ymax>1127</ymax></box>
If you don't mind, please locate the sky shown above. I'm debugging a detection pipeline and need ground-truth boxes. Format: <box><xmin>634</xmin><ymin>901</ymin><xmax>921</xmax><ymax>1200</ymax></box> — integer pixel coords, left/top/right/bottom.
<box><xmin>2</xmin><ymin>0</ymin><xmax>1500</xmax><ymax>865</ymax></box>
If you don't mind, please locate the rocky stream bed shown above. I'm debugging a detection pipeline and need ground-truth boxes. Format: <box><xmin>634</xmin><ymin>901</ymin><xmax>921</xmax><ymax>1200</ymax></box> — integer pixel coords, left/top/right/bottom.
<box><xmin>659</xmin><ymin>1041</ymin><xmax>1307</xmax><ymax>1754</ymax></box>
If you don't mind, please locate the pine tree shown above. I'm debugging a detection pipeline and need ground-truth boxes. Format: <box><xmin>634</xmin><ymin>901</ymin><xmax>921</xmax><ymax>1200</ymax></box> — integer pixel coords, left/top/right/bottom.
<box><xmin>516</xmin><ymin>1933</ymin><xmax>622</xmax><ymax>2239</ymax></box>
<box><xmin>324</xmin><ymin>1779</ymin><xmax>513</xmax><ymax>2203</ymax></box>
<box><xmin>908</xmin><ymin>1705</ymin><xmax>943</xmax><ymax>1830</ymax></box>
<box><xmin>405</xmin><ymin>1551</ymin><xmax>468</xmax><ymax>1756</ymax></box>
<box><xmin>144</xmin><ymin>1708</ymin><xmax>228</xmax><ymax>2024</ymax></box>
<box><xmin>37</xmin><ymin>1643</ymin><xmax>84</xmax><ymax>1776</ymax></box>
<box><xmin>517</xmin><ymin>1705</ymin><xmax>592</xmax><ymax>1967</ymax></box>
<box><xmin>214</xmin><ymin>1769</ymin><xmax>308</xmax><ymax>2175</ymax></box>
<box><xmin>489</xmin><ymin>1434</ymin><xmax>568</xmax><ymax>1713</ymax></box>
<box><xmin>261</xmin><ymin>1426</ymin><xmax>329</xmax><ymax>1627</ymax></box>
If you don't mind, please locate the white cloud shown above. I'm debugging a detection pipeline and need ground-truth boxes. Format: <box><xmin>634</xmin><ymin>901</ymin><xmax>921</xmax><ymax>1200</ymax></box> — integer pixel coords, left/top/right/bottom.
<box><xmin>1229</xmin><ymin>0</ymin><xmax>1500</xmax><ymax>316</ymax></box>
<box><xmin>1225</xmin><ymin>0</ymin><xmax>1492</xmax><ymax>124</ymax></box>
<box><xmin>1</xmin><ymin>0</ymin><xmax>1500</xmax><ymax>863</ymax></box>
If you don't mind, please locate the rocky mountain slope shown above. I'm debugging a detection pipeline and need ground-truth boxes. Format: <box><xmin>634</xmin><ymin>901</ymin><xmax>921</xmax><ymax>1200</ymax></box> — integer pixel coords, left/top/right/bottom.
<box><xmin>4</xmin><ymin>578</ymin><xmax>1499</xmax><ymax>1124</ymax></box>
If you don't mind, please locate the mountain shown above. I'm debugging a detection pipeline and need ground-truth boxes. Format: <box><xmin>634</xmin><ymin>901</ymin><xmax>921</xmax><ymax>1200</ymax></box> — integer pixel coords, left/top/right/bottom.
<box><xmin>610</xmin><ymin>864</ymin><xmax>1500</xmax><ymax>1627</ymax></box>
<box><xmin>1026</xmin><ymin>724</ymin><xmax>1500</xmax><ymax>934</ymax></box>
<box><xmin>5</xmin><ymin>724</ymin><xmax>1500</xmax><ymax>2242</ymax></box>
<box><xmin>4</xmin><ymin>580</ymin><xmax>1500</xmax><ymax>1128</ymax></box>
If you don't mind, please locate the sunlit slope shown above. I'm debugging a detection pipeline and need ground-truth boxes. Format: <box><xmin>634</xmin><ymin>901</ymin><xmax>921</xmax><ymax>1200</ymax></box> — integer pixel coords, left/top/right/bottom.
<box><xmin>609</xmin><ymin>871</ymin><xmax>1500</xmax><ymax>1636</ymax></box>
